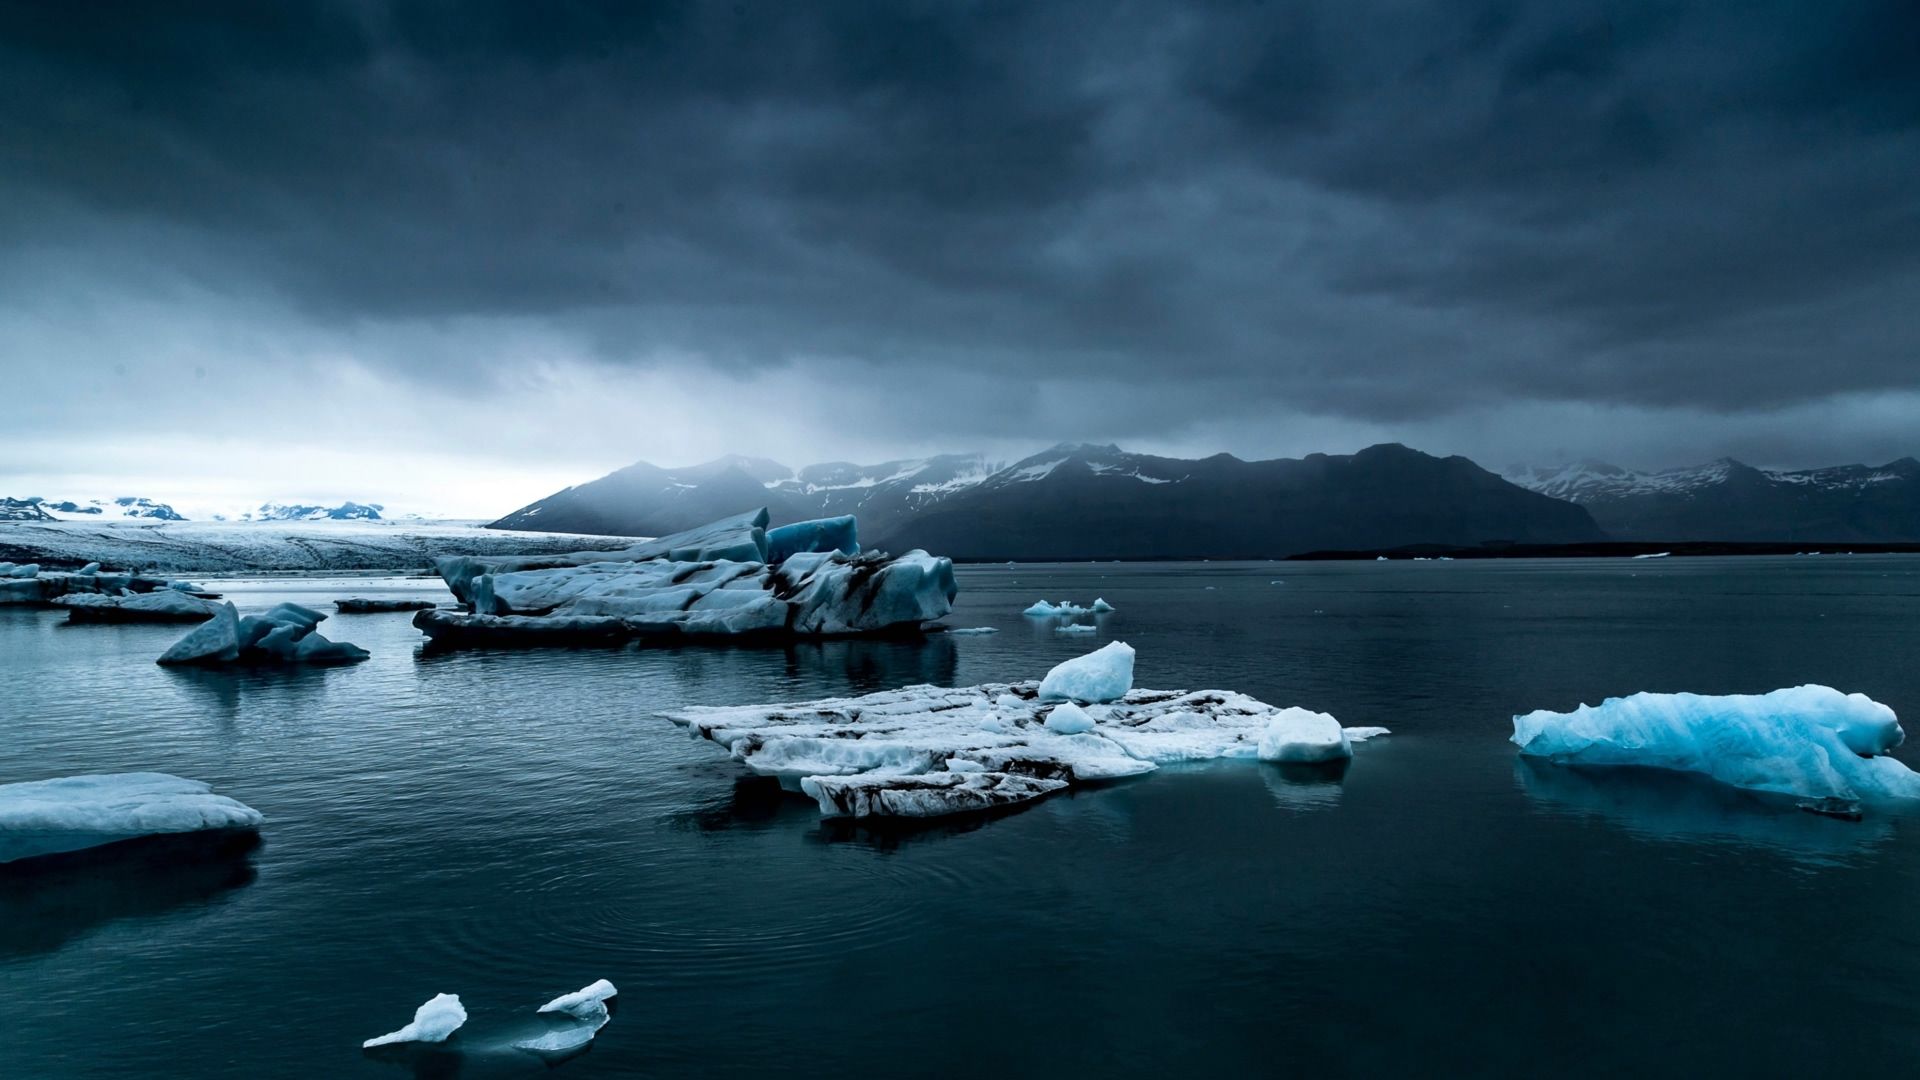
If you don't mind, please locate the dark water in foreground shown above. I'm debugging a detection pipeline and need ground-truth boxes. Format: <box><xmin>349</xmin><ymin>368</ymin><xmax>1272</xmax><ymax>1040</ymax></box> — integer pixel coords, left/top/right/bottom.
<box><xmin>4</xmin><ymin>557</ymin><xmax>1920</xmax><ymax>1078</ymax></box>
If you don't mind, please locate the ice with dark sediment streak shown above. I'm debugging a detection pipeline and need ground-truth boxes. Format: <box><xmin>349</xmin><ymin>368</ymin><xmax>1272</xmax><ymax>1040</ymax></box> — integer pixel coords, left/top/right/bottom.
<box><xmin>418</xmin><ymin>509</ymin><xmax>956</xmax><ymax>646</ymax></box>
<box><xmin>157</xmin><ymin>601</ymin><xmax>370</xmax><ymax>666</ymax></box>
<box><xmin>1512</xmin><ymin>685</ymin><xmax>1919</xmax><ymax>802</ymax></box>
<box><xmin>53</xmin><ymin>589</ymin><xmax>223</xmax><ymax>623</ymax></box>
<box><xmin>669</xmin><ymin>645</ymin><xmax>1387</xmax><ymax>820</ymax></box>
<box><xmin>0</xmin><ymin>773</ymin><xmax>263</xmax><ymax>864</ymax></box>
<box><xmin>334</xmin><ymin>597</ymin><xmax>438</xmax><ymax>613</ymax></box>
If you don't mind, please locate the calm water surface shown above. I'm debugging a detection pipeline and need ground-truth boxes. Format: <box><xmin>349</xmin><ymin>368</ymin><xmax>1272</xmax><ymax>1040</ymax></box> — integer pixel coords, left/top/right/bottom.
<box><xmin>4</xmin><ymin>557</ymin><xmax>1920</xmax><ymax>1077</ymax></box>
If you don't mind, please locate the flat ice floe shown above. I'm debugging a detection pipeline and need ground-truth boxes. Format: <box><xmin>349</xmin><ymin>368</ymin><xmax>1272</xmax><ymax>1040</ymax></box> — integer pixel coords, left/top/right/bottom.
<box><xmin>1513</xmin><ymin>685</ymin><xmax>1920</xmax><ymax>802</ymax></box>
<box><xmin>669</xmin><ymin>644</ymin><xmax>1386</xmax><ymax>820</ymax></box>
<box><xmin>53</xmin><ymin>589</ymin><xmax>224</xmax><ymax>623</ymax></box>
<box><xmin>157</xmin><ymin>601</ymin><xmax>370</xmax><ymax>666</ymax></box>
<box><xmin>0</xmin><ymin>772</ymin><xmax>264</xmax><ymax>864</ymax></box>
<box><xmin>417</xmin><ymin>509</ymin><xmax>957</xmax><ymax>646</ymax></box>
<box><xmin>363</xmin><ymin>993</ymin><xmax>467</xmax><ymax>1048</ymax></box>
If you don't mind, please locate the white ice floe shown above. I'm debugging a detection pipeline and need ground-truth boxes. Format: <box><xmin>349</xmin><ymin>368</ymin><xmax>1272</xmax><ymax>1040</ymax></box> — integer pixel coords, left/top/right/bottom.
<box><xmin>1054</xmin><ymin>624</ymin><xmax>1097</xmax><ymax>634</ymax></box>
<box><xmin>157</xmin><ymin>601</ymin><xmax>370</xmax><ymax>666</ymax></box>
<box><xmin>1512</xmin><ymin>685</ymin><xmax>1919</xmax><ymax>802</ymax></box>
<box><xmin>363</xmin><ymin>994</ymin><xmax>467</xmax><ymax>1049</ymax></box>
<box><xmin>1038</xmin><ymin>640</ymin><xmax>1135</xmax><ymax>703</ymax></box>
<box><xmin>1631</xmin><ymin>551</ymin><xmax>1672</xmax><ymax>560</ymax></box>
<box><xmin>944</xmin><ymin>627</ymin><xmax>999</xmax><ymax>635</ymax></box>
<box><xmin>0</xmin><ymin>772</ymin><xmax>263</xmax><ymax>864</ymax></box>
<box><xmin>670</xmin><ymin>648</ymin><xmax>1386</xmax><ymax>819</ymax></box>
<box><xmin>420</xmin><ymin>510</ymin><xmax>956</xmax><ymax>645</ymax></box>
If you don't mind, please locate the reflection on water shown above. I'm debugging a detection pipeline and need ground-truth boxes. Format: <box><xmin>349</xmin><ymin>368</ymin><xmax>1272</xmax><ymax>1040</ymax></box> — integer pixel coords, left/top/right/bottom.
<box><xmin>1261</xmin><ymin>760</ymin><xmax>1349</xmax><ymax>811</ymax></box>
<box><xmin>0</xmin><ymin>833</ymin><xmax>260</xmax><ymax>959</ymax></box>
<box><xmin>1514</xmin><ymin>756</ymin><xmax>1893</xmax><ymax>865</ymax></box>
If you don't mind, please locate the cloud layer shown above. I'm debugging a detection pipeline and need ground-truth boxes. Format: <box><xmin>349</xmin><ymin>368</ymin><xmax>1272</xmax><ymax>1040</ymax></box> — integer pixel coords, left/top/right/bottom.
<box><xmin>4</xmin><ymin>1</ymin><xmax>1917</xmax><ymax>512</ymax></box>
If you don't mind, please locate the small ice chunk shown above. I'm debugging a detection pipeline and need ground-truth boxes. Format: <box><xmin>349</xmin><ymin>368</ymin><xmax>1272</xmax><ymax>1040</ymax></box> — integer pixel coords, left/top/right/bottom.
<box><xmin>1257</xmin><ymin>708</ymin><xmax>1352</xmax><ymax>763</ymax></box>
<box><xmin>945</xmin><ymin>626</ymin><xmax>999</xmax><ymax>635</ymax></box>
<box><xmin>1091</xmin><ymin>597</ymin><xmax>1115</xmax><ymax>613</ymax></box>
<box><xmin>363</xmin><ymin>993</ymin><xmax>466</xmax><ymax>1049</ymax></box>
<box><xmin>539</xmin><ymin>979</ymin><xmax>618</xmax><ymax>1016</ymax></box>
<box><xmin>1055</xmin><ymin>624</ymin><xmax>1097</xmax><ymax>634</ymax></box>
<box><xmin>1344</xmin><ymin>726</ymin><xmax>1391</xmax><ymax>742</ymax></box>
<box><xmin>78</xmin><ymin>561</ymin><xmax>102</xmax><ymax>575</ymax></box>
<box><xmin>1038</xmin><ymin>641</ymin><xmax>1135</xmax><ymax>703</ymax></box>
<box><xmin>1024</xmin><ymin>599</ymin><xmax>1087</xmax><ymax>618</ymax></box>
<box><xmin>1045</xmin><ymin>702</ymin><xmax>1097</xmax><ymax>735</ymax></box>
<box><xmin>515</xmin><ymin>1001</ymin><xmax>609</xmax><ymax>1055</ymax></box>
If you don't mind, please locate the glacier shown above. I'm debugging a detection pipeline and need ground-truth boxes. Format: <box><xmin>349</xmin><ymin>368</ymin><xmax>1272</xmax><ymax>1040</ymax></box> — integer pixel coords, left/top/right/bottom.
<box><xmin>669</xmin><ymin>646</ymin><xmax>1386</xmax><ymax>820</ymax></box>
<box><xmin>363</xmin><ymin>993</ymin><xmax>467</xmax><ymax>1049</ymax></box>
<box><xmin>417</xmin><ymin>509</ymin><xmax>956</xmax><ymax>647</ymax></box>
<box><xmin>1511</xmin><ymin>685</ymin><xmax>1920</xmax><ymax>802</ymax></box>
<box><xmin>157</xmin><ymin>602</ymin><xmax>370</xmax><ymax>666</ymax></box>
<box><xmin>0</xmin><ymin>773</ymin><xmax>264</xmax><ymax>864</ymax></box>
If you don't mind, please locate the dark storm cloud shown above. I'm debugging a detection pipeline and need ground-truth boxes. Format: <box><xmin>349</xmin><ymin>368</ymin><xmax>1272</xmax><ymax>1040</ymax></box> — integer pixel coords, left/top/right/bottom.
<box><xmin>3</xmin><ymin>0</ymin><xmax>1918</xmax><ymax>437</ymax></box>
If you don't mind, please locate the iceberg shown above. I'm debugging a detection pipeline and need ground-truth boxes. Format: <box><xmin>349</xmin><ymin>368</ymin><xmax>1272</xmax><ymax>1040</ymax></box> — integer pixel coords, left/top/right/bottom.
<box><xmin>669</xmin><ymin>647</ymin><xmax>1386</xmax><ymax>820</ymax></box>
<box><xmin>765</xmin><ymin>514</ymin><xmax>858</xmax><ymax>563</ymax></box>
<box><xmin>334</xmin><ymin>597</ymin><xmax>438</xmax><ymax>613</ymax></box>
<box><xmin>1512</xmin><ymin>685</ymin><xmax>1920</xmax><ymax>802</ymax></box>
<box><xmin>418</xmin><ymin>510</ymin><xmax>956</xmax><ymax>647</ymax></box>
<box><xmin>1091</xmin><ymin>597</ymin><xmax>1115</xmax><ymax>613</ymax></box>
<box><xmin>1037</xmin><ymin>640</ymin><xmax>1135</xmax><ymax>703</ymax></box>
<box><xmin>0</xmin><ymin>773</ymin><xmax>264</xmax><ymax>864</ymax></box>
<box><xmin>435</xmin><ymin>509</ymin><xmax>774</xmax><ymax>607</ymax></box>
<box><xmin>157</xmin><ymin>602</ymin><xmax>370</xmax><ymax>666</ymax></box>
<box><xmin>363</xmin><ymin>993</ymin><xmax>467</xmax><ymax>1049</ymax></box>
<box><xmin>53</xmin><ymin>589</ymin><xmax>224</xmax><ymax>623</ymax></box>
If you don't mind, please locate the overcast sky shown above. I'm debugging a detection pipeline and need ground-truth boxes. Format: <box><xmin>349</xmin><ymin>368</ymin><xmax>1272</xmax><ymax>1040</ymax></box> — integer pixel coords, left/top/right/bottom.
<box><xmin>4</xmin><ymin>1</ymin><xmax>1918</xmax><ymax>516</ymax></box>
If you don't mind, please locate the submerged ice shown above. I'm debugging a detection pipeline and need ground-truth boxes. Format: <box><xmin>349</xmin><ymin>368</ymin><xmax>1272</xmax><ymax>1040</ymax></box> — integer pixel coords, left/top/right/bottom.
<box><xmin>0</xmin><ymin>772</ymin><xmax>263</xmax><ymax>864</ymax></box>
<box><xmin>1512</xmin><ymin>685</ymin><xmax>1920</xmax><ymax>802</ymax></box>
<box><xmin>670</xmin><ymin>644</ymin><xmax>1386</xmax><ymax>820</ymax></box>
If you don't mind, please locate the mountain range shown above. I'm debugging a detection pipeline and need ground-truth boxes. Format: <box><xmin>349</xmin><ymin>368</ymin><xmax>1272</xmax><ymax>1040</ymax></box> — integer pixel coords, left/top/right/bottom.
<box><xmin>0</xmin><ymin>497</ymin><xmax>390</xmax><ymax>523</ymax></box>
<box><xmin>1504</xmin><ymin>458</ymin><xmax>1920</xmax><ymax>542</ymax></box>
<box><xmin>489</xmin><ymin>443</ymin><xmax>1605</xmax><ymax>558</ymax></box>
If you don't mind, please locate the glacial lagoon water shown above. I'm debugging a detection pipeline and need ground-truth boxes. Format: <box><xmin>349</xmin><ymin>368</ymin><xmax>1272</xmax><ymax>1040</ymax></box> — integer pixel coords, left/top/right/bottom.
<box><xmin>4</xmin><ymin>556</ymin><xmax>1920</xmax><ymax>1077</ymax></box>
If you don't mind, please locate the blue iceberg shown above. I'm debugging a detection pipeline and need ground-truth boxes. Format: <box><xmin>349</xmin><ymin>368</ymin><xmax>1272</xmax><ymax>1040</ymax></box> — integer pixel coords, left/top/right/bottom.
<box><xmin>1512</xmin><ymin>685</ymin><xmax>1920</xmax><ymax>802</ymax></box>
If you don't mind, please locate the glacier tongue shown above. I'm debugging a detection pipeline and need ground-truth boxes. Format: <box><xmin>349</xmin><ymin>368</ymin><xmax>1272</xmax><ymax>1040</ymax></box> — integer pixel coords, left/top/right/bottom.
<box><xmin>1512</xmin><ymin>685</ymin><xmax>1919</xmax><ymax>802</ymax></box>
<box><xmin>669</xmin><ymin>653</ymin><xmax>1386</xmax><ymax>820</ymax></box>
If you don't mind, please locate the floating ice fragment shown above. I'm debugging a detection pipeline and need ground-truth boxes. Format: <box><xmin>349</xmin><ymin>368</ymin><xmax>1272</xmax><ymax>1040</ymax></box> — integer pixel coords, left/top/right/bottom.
<box><xmin>1512</xmin><ymin>685</ymin><xmax>1919</xmax><ymax>802</ymax></box>
<box><xmin>1054</xmin><ymin>624</ymin><xmax>1097</xmax><ymax>634</ymax></box>
<box><xmin>363</xmin><ymin>993</ymin><xmax>466</xmax><ymax>1048</ymax></box>
<box><xmin>1038</xmin><ymin>641</ymin><xmax>1135</xmax><ymax>703</ymax></box>
<box><xmin>945</xmin><ymin>626</ymin><xmax>999</xmax><ymax>635</ymax></box>
<box><xmin>0</xmin><ymin>772</ymin><xmax>264</xmax><ymax>864</ymax></box>
<box><xmin>538</xmin><ymin>979</ymin><xmax>618</xmax><ymax>1016</ymax></box>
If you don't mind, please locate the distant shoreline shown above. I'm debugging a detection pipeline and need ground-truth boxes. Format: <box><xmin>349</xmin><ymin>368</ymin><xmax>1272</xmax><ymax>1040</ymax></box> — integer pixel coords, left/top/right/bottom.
<box><xmin>1284</xmin><ymin>541</ymin><xmax>1920</xmax><ymax>561</ymax></box>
